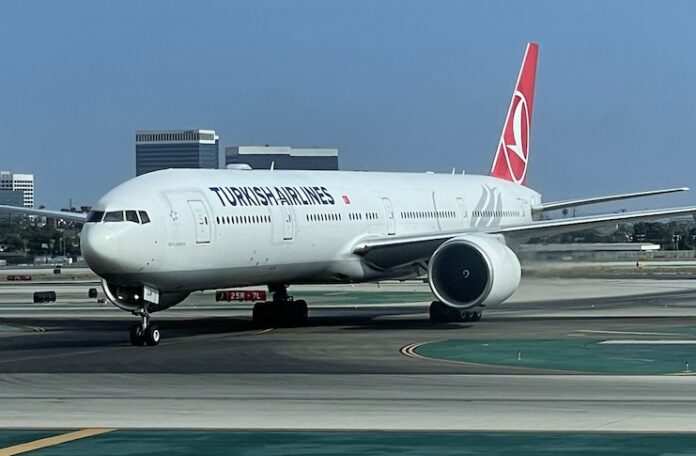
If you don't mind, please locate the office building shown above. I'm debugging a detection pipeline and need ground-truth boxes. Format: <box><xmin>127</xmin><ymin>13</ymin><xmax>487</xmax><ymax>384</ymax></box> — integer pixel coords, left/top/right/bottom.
<box><xmin>135</xmin><ymin>129</ymin><xmax>219</xmax><ymax>176</ymax></box>
<box><xmin>225</xmin><ymin>146</ymin><xmax>339</xmax><ymax>170</ymax></box>
<box><xmin>0</xmin><ymin>189</ymin><xmax>24</xmax><ymax>220</ymax></box>
<box><xmin>0</xmin><ymin>171</ymin><xmax>34</xmax><ymax>208</ymax></box>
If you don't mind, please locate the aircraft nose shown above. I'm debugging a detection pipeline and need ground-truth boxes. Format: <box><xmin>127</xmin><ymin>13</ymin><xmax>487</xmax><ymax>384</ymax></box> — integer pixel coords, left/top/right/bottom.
<box><xmin>81</xmin><ymin>225</ymin><xmax>124</xmax><ymax>274</ymax></box>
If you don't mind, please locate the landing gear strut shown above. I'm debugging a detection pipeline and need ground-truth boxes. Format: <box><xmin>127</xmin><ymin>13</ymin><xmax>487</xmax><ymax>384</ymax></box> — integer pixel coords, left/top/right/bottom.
<box><xmin>129</xmin><ymin>307</ymin><xmax>161</xmax><ymax>346</ymax></box>
<box><xmin>252</xmin><ymin>284</ymin><xmax>308</xmax><ymax>326</ymax></box>
<box><xmin>429</xmin><ymin>301</ymin><xmax>482</xmax><ymax>323</ymax></box>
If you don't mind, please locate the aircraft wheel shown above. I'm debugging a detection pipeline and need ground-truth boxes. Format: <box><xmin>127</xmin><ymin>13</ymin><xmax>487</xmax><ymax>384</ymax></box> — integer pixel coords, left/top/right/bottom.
<box><xmin>253</xmin><ymin>302</ymin><xmax>272</xmax><ymax>325</ymax></box>
<box><xmin>293</xmin><ymin>300</ymin><xmax>308</xmax><ymax>323</ymax></box>
<box><xmin>129</xmin><ymin>325</ymin><xmax>146</xmax><ymax>346</ymax></box>
<box><xmin>145</xmin><ymin>325</ymin><xmax>161</xmax><ymax>346</ymax></box>
<box><xmin>429</xmin><ymin>301</ymin><xmax>451</xmax><ymax>323</ymax></box>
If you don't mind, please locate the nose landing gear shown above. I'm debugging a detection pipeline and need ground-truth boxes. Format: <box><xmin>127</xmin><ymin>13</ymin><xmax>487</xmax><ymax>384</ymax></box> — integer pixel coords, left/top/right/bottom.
<box><xmin>129</xmin><ymin>308</ymin><xmax>161</xmax><ymax>346</ymax></box>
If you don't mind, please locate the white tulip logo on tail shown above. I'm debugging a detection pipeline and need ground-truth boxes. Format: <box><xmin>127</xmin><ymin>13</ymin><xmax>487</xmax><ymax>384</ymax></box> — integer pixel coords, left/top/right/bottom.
<box><xmin>502</xmin><ymin>91</ymin><xmax>529</xmax><ymax>184</ymax></box>
<box><xmin>490</xmin><ymin>42</ymin><xmax>538</xmax><ymax>186</ymax></box>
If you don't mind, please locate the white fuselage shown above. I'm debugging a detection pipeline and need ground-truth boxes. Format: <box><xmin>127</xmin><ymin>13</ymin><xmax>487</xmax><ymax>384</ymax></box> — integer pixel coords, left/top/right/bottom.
<box><xmin>81</xmin><ymin>169</ymin><xmax>541</xmax><ymax>293</ymax></box>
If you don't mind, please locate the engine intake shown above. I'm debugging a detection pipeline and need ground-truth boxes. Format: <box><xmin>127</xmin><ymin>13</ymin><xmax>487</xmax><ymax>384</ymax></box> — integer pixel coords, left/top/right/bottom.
<box><xmin>428</xmin><ymin>234</ymin><xmax>520</xmax><ymax>309</ymax></box>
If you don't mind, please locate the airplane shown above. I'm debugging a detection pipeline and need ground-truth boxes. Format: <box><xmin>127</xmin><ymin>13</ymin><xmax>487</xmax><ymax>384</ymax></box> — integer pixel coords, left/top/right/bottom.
<box><xmin>3</xmin><ymin>42</ymin><xmax>695</xmax><ymax>346</ymax></box>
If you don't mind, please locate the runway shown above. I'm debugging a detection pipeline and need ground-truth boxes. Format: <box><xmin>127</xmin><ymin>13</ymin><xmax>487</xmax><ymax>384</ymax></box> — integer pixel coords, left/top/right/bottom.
<box><xmin>3</xmin><ymin>373</ymin><xmax>696</xmax><ymax>432</ymax></box>
<box><xmin>2</xmin><ymin>277</ymin><xmax>696</xmax><ymax>445</ymax></box>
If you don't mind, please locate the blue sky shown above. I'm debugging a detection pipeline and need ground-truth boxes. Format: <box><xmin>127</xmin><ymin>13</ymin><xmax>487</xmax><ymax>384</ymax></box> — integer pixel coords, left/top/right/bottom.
<box><xmin>1</xmin><ymin>0</ymin><xmax>695</xmax><ymax>210</ymax></box>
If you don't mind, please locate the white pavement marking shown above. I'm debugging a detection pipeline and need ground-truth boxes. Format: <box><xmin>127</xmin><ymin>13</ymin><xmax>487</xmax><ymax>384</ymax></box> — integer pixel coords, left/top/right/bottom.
<box><xmin>599</xmin><ymin>340</ymin><xmax>696</xmax><ymax>345</ymax></box>
<box><xmin>572</xmin><ymin>330</ymin><xmax>682</xmax><ymax>336</ymax></box>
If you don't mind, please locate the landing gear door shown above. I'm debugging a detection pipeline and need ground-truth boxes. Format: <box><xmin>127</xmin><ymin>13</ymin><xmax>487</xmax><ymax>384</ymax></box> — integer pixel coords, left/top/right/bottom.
<box><xmin>381</xmin><ymin>197</ymin><xmax>396</xmax><ymax>235</ymax></box>
<box><xmin>456</xmin><ymin>197</ymin><xmax>469</xmax><ymax>228</ymax></box>
<box><xmin>187</xmin><ymin>200</ymin><xmax>211</xmax><ymax>244</ymax></box>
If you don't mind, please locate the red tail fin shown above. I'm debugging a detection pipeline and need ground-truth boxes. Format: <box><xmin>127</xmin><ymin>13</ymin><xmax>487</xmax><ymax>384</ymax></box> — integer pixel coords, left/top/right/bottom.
<box><xmin>490</xmin><ymin>42</ymin><xmax>538</xmax><ymax>186</ymax></box>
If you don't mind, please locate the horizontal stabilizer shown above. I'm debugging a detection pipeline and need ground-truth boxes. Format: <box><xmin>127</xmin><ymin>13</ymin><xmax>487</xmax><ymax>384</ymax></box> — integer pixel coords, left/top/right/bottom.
<box><xmin>534</xmin><ymin>187</ymin><xmax>689</xmax><ymax>214</ymax></box>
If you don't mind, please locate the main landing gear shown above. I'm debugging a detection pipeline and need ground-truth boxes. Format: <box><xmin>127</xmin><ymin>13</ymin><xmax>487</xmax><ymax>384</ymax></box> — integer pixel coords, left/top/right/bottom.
<box><xmin>429</xmin><ymin>301</ymin><xmax>482</xmax><ymax>323</ymax></box>
<box><xmin>129</xmin><ymin>307</ymin><xmax>161</xmax><ymax>346</ymax></box>
<box><xmin>252</xmin><ymin>284</ymin><xmax>308</xmax><ymax>326</ymax></box>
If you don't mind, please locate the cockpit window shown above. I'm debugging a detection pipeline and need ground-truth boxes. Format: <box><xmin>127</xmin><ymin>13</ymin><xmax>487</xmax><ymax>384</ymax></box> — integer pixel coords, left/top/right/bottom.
<box><xmin>103</xmin><ymin>211</ymin><xmax>124</xmax><ymax>222</ymax></box>
<box><xmin>125</xmin><ymin>210</ymin><xmax>139</xmax><ymax>223</ymax></box>
<box><xmin>86</xmin><ymin>211</ymin><xmax>104</xmax><ymax>223</ymax></box>
<box><xmin>138</xmin><ymin>211</ymin><xmax>150</xmax><ymax>224</ymax></box>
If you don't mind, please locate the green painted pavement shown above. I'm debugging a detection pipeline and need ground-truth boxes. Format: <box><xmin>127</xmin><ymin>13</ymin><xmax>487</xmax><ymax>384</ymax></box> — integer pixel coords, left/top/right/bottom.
<box><xmin>667</xmin><ymin>326</ymin><xmax>696</xmax><ymax>336</ymax></box>
<box><xmin>4</xmin><ymin>430</ymin><xmax>696</xmax><ymax>455</ymax></box>
<box><xmin>0</xmin><ymin>430</ymin><xmax>62</xmax><ymax>448</ymax></box>
<box><xmin>293</xmin><ymin>290</ymin><xmax>432</xmax><ymax>305</ymax></box>
<box><xmin>416</xmin><ymin>339</ymin><xmax>696</xmax><ymax>374</ymax></box>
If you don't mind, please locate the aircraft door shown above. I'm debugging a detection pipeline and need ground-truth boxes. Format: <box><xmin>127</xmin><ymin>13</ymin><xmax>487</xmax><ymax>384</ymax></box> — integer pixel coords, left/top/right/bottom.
<box><xmin>456</xmin><ymin>197</ymin><xmax>469</xmax><ymax>228</ymax></box>
<box><xmin>270</xmin><ymin>206</ymin><xmax>295</xmax><ymax>242</ymax></box>
<box><xmin>381</xmin><ymin>197</ymin><xmax>396</xmax><ymax>235</ymax></box>
<box><xmin>187</xmin><ymin>200</ymin><xmax>211</xmax><ymax>244</ymax></box>
<box><xmin>432</xmin><ymin>192</ymin><xmax>442</xmax><ymax>231</ymax></box>
<box><xmin>281</xmin><ymin>206</ymin><xmax>295</xmax><ymax>241</ymax></box>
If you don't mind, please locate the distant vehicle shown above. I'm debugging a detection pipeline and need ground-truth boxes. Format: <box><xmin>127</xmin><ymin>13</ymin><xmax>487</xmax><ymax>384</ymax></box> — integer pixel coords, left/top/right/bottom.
<box><xmin>2</xmin><ymin>43</ymin><xmax>695</xmax><ymax>346</ymax></box>
<box><xmin>33</xmin><ymin>291</ymin><xmax>56</xmax><ymax>303</ymax></box>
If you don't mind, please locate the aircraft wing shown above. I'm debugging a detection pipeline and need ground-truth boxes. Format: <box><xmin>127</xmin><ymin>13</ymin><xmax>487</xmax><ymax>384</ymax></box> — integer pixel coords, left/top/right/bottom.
<box><xmin>534</xmin><ymin>187</ymin><xmax>688</xmax><ymax>214</ymax></box>
<box><xmin>0</xmin><ymin>205</ymin><xmax>88</xmax><ymax>222</ymax></box>
<box><xmin>353</xmin><ymin>206</ymin><xmax>696</xmax><ymax>270</ymax></box>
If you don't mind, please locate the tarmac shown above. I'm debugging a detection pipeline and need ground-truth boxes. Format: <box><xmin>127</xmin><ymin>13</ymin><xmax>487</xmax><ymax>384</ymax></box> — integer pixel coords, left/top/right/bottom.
<box><xmin>2</xmin><ymin>272</ymin><xmax>696</xmax><ymax>452</ymax></box>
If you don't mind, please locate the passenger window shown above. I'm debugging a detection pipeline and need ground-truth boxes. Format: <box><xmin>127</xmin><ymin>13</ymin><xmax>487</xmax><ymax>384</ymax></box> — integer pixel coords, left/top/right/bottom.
<box><xmin>86</xmin><ymin>211</ymin><xmax>104</xmax><ymax>223</ymax></box>
<box><xmin>103</xmin><ymin>211</ymin><xmax>124</xmax><ymax>222</ymax></box>
<box><xmin>125</xmin><ymin>210</ymin><xmax>139</xmax><ymax>223</ymax></box>
<box><xmin>138</xmin><ymin>211</ymin><xmax>151</xmax><ymax>224</ymax></box>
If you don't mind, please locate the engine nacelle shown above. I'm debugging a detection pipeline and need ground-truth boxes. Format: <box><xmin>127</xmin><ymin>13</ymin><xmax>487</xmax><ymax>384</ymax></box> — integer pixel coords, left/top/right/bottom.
<box><xmin>428</xmin><ymin>234</ymin><xmax>521</xmax><ymax>309</ymax></box>
<box><xmin>101</xmin><ymin>280</ymin><xmax>189</xmax><ymax>313</ymax></box>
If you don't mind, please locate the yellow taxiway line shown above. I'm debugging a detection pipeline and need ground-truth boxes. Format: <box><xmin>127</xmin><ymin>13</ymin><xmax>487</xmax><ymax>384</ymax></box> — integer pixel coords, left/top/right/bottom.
<box><xmin>0</xmin><ymin>428</ymin><xmax>114</xmax><ymax>456</ymax></box>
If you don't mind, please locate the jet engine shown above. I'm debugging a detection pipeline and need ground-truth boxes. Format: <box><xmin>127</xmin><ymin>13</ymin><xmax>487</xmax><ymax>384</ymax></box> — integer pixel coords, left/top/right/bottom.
<box><xmin>428</xmin><ymin>234</ymin><xmax>521</xmax><ymax>309</ymax></box>
<box><xmin>101</xmin><ymin>280</ymin><xmax>189</xmax><ymax>313</ymax></box>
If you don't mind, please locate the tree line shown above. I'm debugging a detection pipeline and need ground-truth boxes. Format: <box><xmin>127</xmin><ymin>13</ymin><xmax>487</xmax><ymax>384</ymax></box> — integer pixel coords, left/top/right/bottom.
<box><xmin>0</xmin><ymin>219</ymin><xmax>82</xmax><ymax>263</ymax></box>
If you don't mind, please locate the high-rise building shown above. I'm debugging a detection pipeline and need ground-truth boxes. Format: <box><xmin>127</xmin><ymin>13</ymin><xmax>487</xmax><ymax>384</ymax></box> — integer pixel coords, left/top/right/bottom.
<box><xmin>0</xmin><ymin>189</ymin><xmax>24</xmax><ymax>220</ymax></box>
<box><xmin>135</xmin><ymin>129</ymin><xmax>219</xmax><ymax>176</ymax></box>
<box><xmin>225</xmin><ymin>146</ymin><xmax>338</xmax><ymax>170</ymax></box>
<box><xmin>0</xmin><ymin>171</ymin><xmax>34</xmax><ymax>208</ymax></box>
